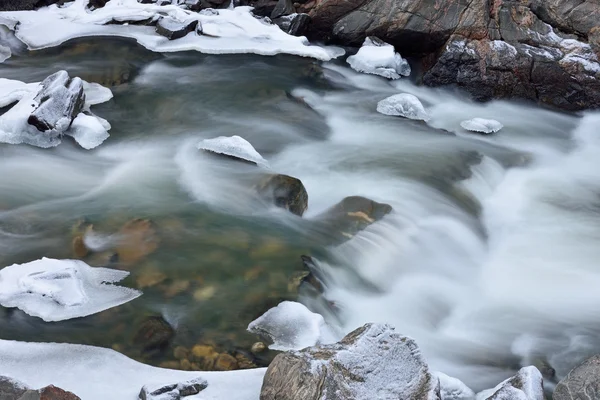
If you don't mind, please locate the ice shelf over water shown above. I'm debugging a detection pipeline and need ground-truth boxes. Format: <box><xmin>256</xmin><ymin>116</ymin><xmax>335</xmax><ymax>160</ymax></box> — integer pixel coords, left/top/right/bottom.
<box><xmin>198</xmin><ymin>135</ymin><xmax>269</xmax><ymax>167</ymax></box>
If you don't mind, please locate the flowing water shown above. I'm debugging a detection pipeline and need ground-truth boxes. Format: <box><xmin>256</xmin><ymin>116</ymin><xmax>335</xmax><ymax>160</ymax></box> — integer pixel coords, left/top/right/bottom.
<box><xmin>1</xmin><ymin>35</ymin><xmax>599</xmax><ymax>392</ymax></box>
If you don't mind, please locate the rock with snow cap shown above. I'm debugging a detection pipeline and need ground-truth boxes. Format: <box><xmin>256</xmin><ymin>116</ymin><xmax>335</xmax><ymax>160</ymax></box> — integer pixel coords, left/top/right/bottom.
<box><xmin>274</xmin><ymin>13</ymin><xmax>310</xmax><ymax>37</ymax></box>
<box><xmin>139</xmin><ymin>377</ymin><xmax>207</xmax><ymax>400</ymax></box>
<box><xmin>0</xmin><ymin>376</ymin><xmax>30</xmax><ymax>399</ymax></box>
<box><xmin>477</xmin><ymin>366</ymin><xmax>543</xmax><ymax>400</ymax></box>
<box><xmin>377</xmin><ymin>93</ymin><xmax>430</xmax><ymax>121</ymax></box>
<box><xmin>198</xmin><ymin>135</ymin><xmax>268</xmax><ymax>166</ymax></box>
<box><xmin>347</xmin><ymin>37</ymin><xmax>411</xmax><ymax>79</ymax></box>
<box><xmin>155</xmin><ymin>17</ymin><xmax>199</xmax><ymax>40</ymax></box>
<box><xmin>434</xmin><ymin>372</ymin><xmax>475</xmax><ymax>400</ymax></box>
<box><xmin>260</xmin><ymin>323</ymin><xmax>441</xmax><ymax>400</ymax></box>
<box><xmin>460</xmin><ymin>118</ymin><xmax>503</xmax><ymax>134</ymax></box>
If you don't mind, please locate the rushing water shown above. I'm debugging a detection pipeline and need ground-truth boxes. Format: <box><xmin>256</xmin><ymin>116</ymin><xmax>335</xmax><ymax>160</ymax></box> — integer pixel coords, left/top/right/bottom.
<box><xmin>1</xmin><ymin>36</ymin><xmax>599</xmax><ymax>392</ymax></box>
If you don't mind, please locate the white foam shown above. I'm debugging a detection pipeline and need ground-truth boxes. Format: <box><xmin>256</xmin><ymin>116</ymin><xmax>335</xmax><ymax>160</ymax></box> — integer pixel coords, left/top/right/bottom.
<box><xmin>247</xmin><ymin>301</ymin><xmax>334</xmax><ymax>351</ymax></box>
<box><xmin>377</xmin><ymin>93</ymin><xmax>430</xmax><ymax>121</ymax></box>
<box><xmin>460</xmin><ymin>118</ymin><xmax>503</xmax><ymax>134</ymax></box>
<box><xmin>0</xmin><ymin>339</ymin><xmax>265</xmax><ymax>400</ymax></box>
<box><xmin>347</xmin><ymin>37</ymin><xmax>411</xmax><ymax>79</ymax></box>
<box><xmin>0</xmin><ymin>258</ymin><xmax>141</xmax><ymax>322</ymax></box>
<box><xmin>197</xmin><ymin>135</ymin><xmax>269</xmax><ymax>167</ymax></box>
<box><xmin>0</xmin><ymin>0</ymin><xmax>342</xmax><ymax>60</ymax></box>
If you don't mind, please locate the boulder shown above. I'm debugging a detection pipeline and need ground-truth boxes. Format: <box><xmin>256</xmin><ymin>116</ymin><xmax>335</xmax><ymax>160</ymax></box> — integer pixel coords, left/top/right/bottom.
<box><xmin>0</xmin><ymin>0</ymin><xmax>62</xmax><ymax>11</ymax></box>
<box><xmin>256</xmin><ymin>174</ymin><xmax>308</xmax><ymax>217</ymax></box>
<box><xmin>477</xmin><ymin>366</ymin><xmax>543</xmax><ymax>400</ymax></box>
<box><xmin>270</xmin><ymin>0</ymin><xmax>294</xmax><ymax>19</ymax></box>
<box><xmin>554</xmin><ymin>355</ymin><xmax>600</xmax><ymax>400</ymax></box>
<box><xmin>155</xmin><ymin>17</ymin><xmax>199</xmax><ymax>40</ymax></box>
<box><xmin>133</xmin><ymin>316</ymin><xmax>175</xmax><ymax>353</ymax></box>
<box><xmin>38</xmin><ymin>385</ymin><xmax>81</xmax><ymax>400</ymax></box>
<box><xmin>0</xmin><ymin>376</ymin><xmax>29</xmax><ymax>400</ymax></box>
<box><xmin>87</xmin><ymin>0</ymin><xmax>109</xmax><ymax>10</ymax></box>
<box><xmin>274</xmin><ymin>13</ymin><xmax>311</xmax><ymax>37</ymax></box>
<box><xmin>260</xmin><ymin>323</ymin><xmax>441</xmax><ymax>400</ymax></box>
<box><xmin>27</xmin><ymin>71</ymin><xmax>85</xmax><ymax>133</ymax></box>
<box><xmin>139</xmin><ymin>377</ymin><xmax>207</xmax><ymax>400</ymax></box>
<box><xmin>433</xmin><ymin>372</ymin><xmax>474</xmax><ymax>400</ymax></box>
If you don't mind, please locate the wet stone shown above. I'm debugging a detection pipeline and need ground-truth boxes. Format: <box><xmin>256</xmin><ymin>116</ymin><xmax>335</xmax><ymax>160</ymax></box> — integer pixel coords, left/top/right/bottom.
<box><xmin>256</xmin><ymin>174</ymin><xmax>308</xmax><ymax>216</ymax></box>
<box><xmin>156</xmin><ymin>17</ymin><xmax>199</xmax><ymax>40</ymax></box>
<box><xmin>133</xmin><ymin>316</ymin><xmax>175</xmax><ymax>353</ymax></box>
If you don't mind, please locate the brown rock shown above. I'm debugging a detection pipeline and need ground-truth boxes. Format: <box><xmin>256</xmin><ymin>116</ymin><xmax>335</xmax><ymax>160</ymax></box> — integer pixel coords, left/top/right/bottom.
<box><xmin>256</xmin><ymin>174</ymin><xmax>308</xmax><ymax>217</ymax></box>
<box><xmin>116</xmin><ymin>219</ymin><xmax>159</xmax><ymax>265</ymax></box>
<box><xmin>72</xmin><ymin>235</ymin><xmax>88</xmax><ymax>258</ymax></box>
<box><xmin>39</xmin><ymin>385</ymin><xmax>81</xmax><ymax>400</ymax></box>
<box><xmin>215</xmin><ymin>354</ymin><xmax>239</xmax><ymax>371</ymax></box>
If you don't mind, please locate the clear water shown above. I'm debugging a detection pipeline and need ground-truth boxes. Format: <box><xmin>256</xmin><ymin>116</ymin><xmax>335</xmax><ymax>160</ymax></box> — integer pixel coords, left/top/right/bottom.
<box><xmin>1</xmin><ymin>36</ymin><xmax>599</xmax><ymax>392</ymax></box>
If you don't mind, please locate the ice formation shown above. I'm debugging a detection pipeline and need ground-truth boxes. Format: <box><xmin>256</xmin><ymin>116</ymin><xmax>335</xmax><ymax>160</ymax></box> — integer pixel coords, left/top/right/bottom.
<box><xmin>376</xmin><ymin>93</ymin><xmax>431</xmax><ymax>121</ymax></box>
<box><xmin>460</xmin><ymin>118</ymin><xmax>504</xmax><ymax>134</ymax></box>
<box><xmin>198</xmin><ymin>135</ymin><xmax>269</xmax><ymax>167</ymax></box>
<box><xmin>347</xmin><ymin>37</ymin><xmax>411</xmax><ymax>79</ymax></box>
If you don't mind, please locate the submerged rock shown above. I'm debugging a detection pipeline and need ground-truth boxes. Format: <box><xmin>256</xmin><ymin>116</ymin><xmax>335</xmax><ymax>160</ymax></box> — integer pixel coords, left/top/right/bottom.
<box><xmin>256</xmin><ymin>174</ymin><xmax>308</xmax><ymax>216</ymax></box>
<box><xmin>116</xmin><ymin>219</ymin><xmax>160</xmax><ymax>266</ymax></box>
<box><xmin>27</xmin><ymin>70</ymin><xmax>85</xmax><ymax>133</ymax></box>
<box><xmin>377</xmin><ymin>93</ymin><xmax>430</xmax><ymax>121</ymax></box>
<box><xmin>347</xmin><ymin>37</ymin><xmax>411</xmax><ymax>79</ymax></box>
<box><xmin>139</xmin><ymin>377</ymin><xmax>207</xmax><ymax>400</ymax></box>
<box><xmin>133</xmin><ymin>316</ymin><xmax>175</xmax><ymax>353</ymax></box>
<box><xmin>198</xmin><ymin>135</ymin><xmax>268</xmax><ymax>167</ymax></box>
<box><xmin>260</xmin><ymin>323</ymin><xmax>441</xmax><ymax>400</ymax></box>
<box><xmin>477</xmin><ymin>366</ymin><xmax>543</xmax><ymax>400</ymax></box>
<box><xmin>460</xmin><ymin>118</ymin><xmax>503</xmax><ymax>134</ymax></box>
<box><xmin>554</xmin><ymin>355</ymin><xmax>600</xmax><ymax>400</ymax></box>
<box><xmin>155</xmin><ymin>17</ymin><xmax>199</xmax><ymax>40</ymax></box>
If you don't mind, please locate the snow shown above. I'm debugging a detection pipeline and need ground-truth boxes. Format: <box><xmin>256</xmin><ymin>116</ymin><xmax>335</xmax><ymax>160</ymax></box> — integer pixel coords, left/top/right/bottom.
<box><xmin>489</xmin><ymin>41</ymin><xmax>517</xmax><ymax>57</ymax></box>
<box><xmin>0</xmin><ymin>258</ymin><xmax>141</xmax><ymax>322</ymax></box>
<box><xmin>0</xmin><ymin>339</ymin><xmax>265</xmax><ymax>400</ymax></box>
<box><xmin>0</xmin><ymin>0</ymin><xmax>343</xmax><ymax>61</ymax></box>
<box><xmin>460</xmin><ymin>118</ymin><xmax>504</xmax><ymax>134</ymax></box>
<box><xmin>247</xmin><ymin>301</ymin><xmax>334</xmax><ymax>351</ymax></box>
<box><xmin>434</xmin><ymin>372</ymin><xmax>475</xmax><ymax>400</ymax></box>
<box><xmin>476</xmin><ymin>367</ymin><xmax>543</xmax><ymax>400</ymax></box>
<box><xmin>198</xmin><ymin>135</ymin><xmax>269</xmax><ymax>167</ymax></box>
<box><xmin>0</xmin><ymin>76</ymin><xmax>112</xmax><ymax>149</ymax></box>
<box><xmin>377</xmin><ymin>93</ymin><xmax>431</xmax><ymax>121</ymax></box>
<box><xmin>347</xmin><ymin>37</ymin><xmax>411</xmax><ymax>79</ymax></box>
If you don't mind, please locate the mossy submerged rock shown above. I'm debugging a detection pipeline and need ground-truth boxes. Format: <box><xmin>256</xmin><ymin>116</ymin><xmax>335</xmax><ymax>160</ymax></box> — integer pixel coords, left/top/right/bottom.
<box><xmin>256</xmin><ymin>174</ymin><xmax>308</xmax><ymax>217</ymax></box>
<box><xmin>133</xmin><ymin>316</ymin><xmax>175</xmax><ymax>353</ymax></box>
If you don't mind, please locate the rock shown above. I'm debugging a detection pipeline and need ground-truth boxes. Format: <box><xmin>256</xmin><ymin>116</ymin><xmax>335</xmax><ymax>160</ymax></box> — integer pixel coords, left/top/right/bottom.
<box><xmin>155</xmin><ymin>17</ymin><xmax>199</xmax><ymax>40</ymax></box>
<box><xmin>260</xmin><ymin>323</ymin><xmax>441</xmax><ymax>400</ymax></box>
<box><xmin>38</xmin><ymin>385</ymin><xmax>81</xmax><ymax>400</ymax></box>
<box><xmin>0</xmin><ymin>376</ymin><xmax>29</xmax><ymax>400</ymax></box>
<box><xmin>460</xmin><ymin>118</ymin><xmax>503</xmax><ymax>134</ymax></box>
<box><xmin>215</xmin><ymin>354</ymin><xmax>239</xmax><ymax>371</ymax></box>
<box><xmin>274</xmin><ymin>13</ymin><xmax>311</xmax><ymax>37</ymax></box>
<box><xmin>554</xmin><ymin>355</ymin><xmax>600</xmax><ymax>400</ymax></box>
<box><xmin>133</xmin><ymin>316</ymin><xmax>175</xmax><ymax>352</ymax></box>
<box><xmin>116</xmin><ymin>219</ymin><xmax>159</xmax><ymax>266</ymax></box>
<box><xmin>184</xmin><ymin>0</ymin><xmax>202</xmax><ymax>11</ymax></box>
<box><xmin>477</xmin><ymin>366</ymin><xmax>543</xmax><ymax>400</ymax></box>
<box><xmin>377</xmin><ymin>93</ymin><xmax>430</xmax><ymax>121</ymax></box>
<box><xmin>198</xmin><ymin>135</ymin><xmax>268</xmax><ymax>166</ymax></box>
<box><xmin>0</xmin><ymin>0</ymin><xmax>62</xmax><ymax>11</ymax></box>
<box><xmin>347</xmin><ymin>36</ymin><xmax>411</xmax><ymax>79</ymax></box>
<box><xmin>27</xmin><ymin>71</ymin><xmax>85</xmax><ymax>133</ymax></box>
<box><xmin>87</xmin><ymin>0</ymin><xmax>109</xmax><ymax>10</ymax></box>
<box><xmin>251</xmin><ymin>342</ymin><xmax>267</xmax><ymax>354</ymax></box>
<box><xmin>139</xmin><ymin>377</ymin><xmax>207</xmax><ymax>400</ymax></box>
<box><xmin>433</xmin><ymin>372</ymin><xmax>474</xmax><ymax>400</ymax></box>
<box><xmin>72</xmin><ymin>235</ymin><xmax>89</xmax><ymax>258</ymax></box>
<box><xmin>270</xmin><ymin>0</ymin><xmax>294</xmax><ymax>19</ymax></box>
<box><xmin>255</xmin><ymin>174</ymin><xmax>308</xmax><ymax>216</ymax></box>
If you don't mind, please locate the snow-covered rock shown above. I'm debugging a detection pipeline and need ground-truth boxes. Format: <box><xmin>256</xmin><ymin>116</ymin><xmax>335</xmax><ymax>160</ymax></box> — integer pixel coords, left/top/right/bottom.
<box><xmin>247</xmin><ymin>301</ymin><xmax>334</xmax><ymax>351</ymax></box>
<box><xmin>434</xmin><ymin>372</ymin><xmax>475</xmax><ymax>400</ymax></box>
<box><xmin>260</xmin><ymin>323</ymin><xmax>441</xmax><ymax>400</ymax></box>
<box><xmin>139</xmin><ymin>377</ymin><xmax>207</xmax><ymax>399</ymax></box>
<box><xmin>198</xmin><ymin>135</ymin><xmax>269</xmax><ymax>167</ymax></box>
<box><xmin>0</xmin><ymin>376</ymin><xmax>31</xmax><ymax>399</ymax></box>
<box><xmin>0</xmin><ymin>0</ymin><xmax>343</xmax><ymax>61</ymax></box>
<box><xmin>0</xmin><ymin>258</ymin><xmax>141</xmax><ymax>322</ymax></box>
<box><xmin>460</xmin><ymin>118</ymin><xmax>503</xmax><ymax>134</ymax></box>
<box><xmin>347</xmin><ymin>36</ymin><xmax>411</xmax><ymax>79</ymax></box>
<box><xmin>377</xmin><ymin>93</ymin><xmax>430</xmax><ymax>121</ymax></box>
<box><xmin>155</xmin><ymin>16</ymin><xmax>199</xmax><ymax>40</ymax></box>
<box><xmin>0</xmin><ymin>339</ymin><xmax>265</xmax><ymax>400</ymax></box>
<box><xmin>476</xmin><ymin>366</ymin><xmax>543</xmax><ymax>400</ymax></box>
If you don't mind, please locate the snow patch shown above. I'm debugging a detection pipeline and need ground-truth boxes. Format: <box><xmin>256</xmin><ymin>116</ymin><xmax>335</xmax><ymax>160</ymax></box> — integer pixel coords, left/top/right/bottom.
<box><xmin>0</xmin><ymin>258</ymin><xmax>141</xmax><ymax>322</ymax></box>
<box><xmin>489</xmin><ymin>40</ymin><xmax>517</xmax><ymax>57</ymax></box>
<box><xmin>460</xmin><ymin>118</ymin><xmax>503</xmax><ymax>134</ymax></box>
<box><xmin>347</xmin><ymin>37</ymin><xmax>411</xmax><ymax>79</ymax></box>
<box><xmin>434</xmin><ymin>372</ymin><xmax>475</xmax><ymax>400</ymax></box>
<box><xmin>247</xmin><ymin>301</ymin><xmax>334</xmax><ymax>351</ymax></box>
<box><xmin>377</xmin><ymin>93</ymin><xmax>431</xmax><ymax>121</ymax></box>
<box><xmin>198</xmin><ymin>135</ymin><xmax>269</xmax><ymax>167</ymax></box>
<box><xmin>0</xmin><ymin>0</ymin><xmax>342</xmax><ymax>61</ymax></box>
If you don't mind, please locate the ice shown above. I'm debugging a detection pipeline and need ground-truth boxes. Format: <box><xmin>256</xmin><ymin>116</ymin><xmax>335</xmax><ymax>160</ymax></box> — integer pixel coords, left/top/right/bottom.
<box><xmin>476</xmin><ymin>367</ymin><xmax>543</xmax><ymax>400</ymax></box>
<box><xmin>0</xmin><ymin>339</ymin><xmax>265</xmax><ymax>400</ymax></box>
<box><xmin>0</xmin><ymin>78</ymin><xmax>39</xmax><ymax>107</ymax></box>
<box><xmin>198</xmin><ymin>135</ymin><xmax>269</xmax><ymax>167</ymax></box>
<box><xmin>0</xmin><ymin>0</ymin><xmax>343</xmax><ymax>61</ymax></box>
<box><xmin>377</xmin><ymin>93</ymin><xmax>431</xmax><ymax>121</ymax></box>
<box><xmin>347</xmin><ymin>37</ymin><xmax>411</xmax><ymax>79</ymax></box>
<box><xmin>460</xmin><ymin>118</ymin><xmax>504</xmax><ymax>134</ymax></box>
<box><xmin>68</xmin><ymin>113</ymin><xmax>111</xmax><ymax>150</ymax></box>
<box><xmin>82</xmin><ymin>81</ymin><xmax>114</xmax><ymax>106</ymax></box>
<box><xmin>247</xmin><ymin>301</ymin><xmax>334</xmax><ymax>351</ymax></box>
<box><xmin>434</xmin><ymin>372</ymin><xmax>476</xmax><ymax>400</ymax></box>
<box><xmin>0</xmin><ymin>258</ymin><xmax>141</xmax><ymax>322</ymax></box>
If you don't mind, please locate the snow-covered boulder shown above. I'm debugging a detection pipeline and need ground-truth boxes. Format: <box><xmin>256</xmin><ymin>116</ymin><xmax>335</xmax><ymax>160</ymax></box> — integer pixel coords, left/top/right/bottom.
<box><xmin>198</xmin><ymin>135</ymin><xmax>268</xmax><ymax>167</ymax></box>
<box><xmin>139</xmin><ymin>377</ymin><xmax>207</xmax><ymax>400</ymax></box>
<box><xmin>0</xmin><ymin>258</ymin><xmax>141</xmax><ymax>322</ymax></box>
<box><xmin>156</xmin><ymin>16</ymin><xmax>199</xmax><ymax>40</ymax></box>
<box><xmin>434</xmin><ymin>372</ymin><xmax>475</xmax><ymax>400</ymax></box>
<box><xmin>247</xmin><ymin>301</ymin><xmax>334</xmax><ymax>351</ymax></box>
<box><xmin>260</xmin><ymin>323</ymin><xmax>441</xmax><ymax>400</ymax></box>
<box><xmin>347</xmin><ymin>37</ymin><xmax>411</xmax><ymax>79</ymax></box>
<box><xmin>0</xmin><ymin>376</ymin><xmax>30</xmax><ymax>399</ymax></box>
<box><xmin>377</xmin><ymin>93</ymin><xmax>430</xmax><ymax>121</ymax></box>
<box><xmin>460</xmin><ymin>118</ymin><xmax>503</xmax><ymax>134</ymax></box>
<box><xmin>476</xmin><ymin>366</ymin><xmax>543</xmax><ymax>400</ymax></box>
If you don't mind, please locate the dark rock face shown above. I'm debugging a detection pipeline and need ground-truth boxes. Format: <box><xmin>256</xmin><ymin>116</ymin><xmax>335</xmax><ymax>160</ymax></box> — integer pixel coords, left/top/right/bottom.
<box><xmin>27</xmin><ymin>70</ymin><xmax>85</xmax><ymax>133</ymax></box>
<box><xmin>260</xmin><ymin>323</ymin><xmax>441</xmax><ymax>400</ymax></box>
<box><xmin>256</xmin><ymin>174</ymin><xmax>308</xmax><ymax>217</ymax></box>
<box><xmin>139</xmin><ymin>377</ymin><xmax>207</xmax><ymax>400</ymax></box>
<box><xmin>554</xmin><ymin>355</ymin><xmax>600</xmax><ymax>400</ymax></box>
<box><xmin>270</xmin><ymin>0</ymin><xmax>294</xmax><ymax>19</ymax></box>
<box><xmin>274</xmin><ymin>13</ymin><xmax>311</xmax><ymax>37</ymax></box>
<box><xmin>87</xmin><ymin>0</ymin><xmax>109</xmax><ymax>10</ymax></box>
<box><xmin>155</xmin><ymin>17</ymin><xmax>199</xmax><ymax>40</ymax></box>
<box><xmin>0</xmin><ymin>376</ymin><xmax>29</xmax><ymax>400</ymax></box>
<box><xmin>0</xmin><ymin>0</ymin><xmax>62</xmax><ymax>11</ymax></box>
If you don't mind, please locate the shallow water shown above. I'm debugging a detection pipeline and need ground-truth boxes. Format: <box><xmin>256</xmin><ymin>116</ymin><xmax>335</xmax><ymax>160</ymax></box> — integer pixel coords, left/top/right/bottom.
<box><xmin>0</xmin><ymin>36</ymin><xmax>599</xmax><ymax>391</ymax></box>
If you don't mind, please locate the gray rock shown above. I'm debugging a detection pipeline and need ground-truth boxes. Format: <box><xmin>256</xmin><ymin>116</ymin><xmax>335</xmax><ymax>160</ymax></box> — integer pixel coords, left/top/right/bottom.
<box><xmin>274</xmin><ymin>13</ymin><xmax>310</xmax><ymax>36</ymax></box>
<box><xmin>0</xmin><ymin>0</ymin><xmax>63</xmax><ymax>11</ymax></box>
<box><xmin>155</xmin><ymin>17</ymin><xmax>199</xmax><ymax>40</ymax></box>
<box><xmin>270</xmin><ymin>0</ymin><xmax>294</xmax><ymax>19</ymax></box>
<box><xmin>0</xmin><ymin>376</ymin><xmax>29</xmax><ymax>400</ymax></box>
<box><xmin>260</xmin><ymin>323</ymin><xmax>441</xmax><ymax>400</ymax></box>
<box><xmin>139</xmin><ymin>377</ymin><xmax>208</xmax><ymax>400</ymax></box>
<box><xmin>184</xmin><ymin>0</ymin><xmax>201</xmax><ymax>11</ymax></box>
<box><xmin>255</xmin><ymin>174</ymin><xmax>308</xmax><ymax>217</ymax></box>
<box><xmin>478</xmin><ymin>366</ymin><xmax>543</xmax><ymax>400</ymax></box>
<box><xmin>27</xmin><ymin>70</ymin><xmax>85</xmax><ymax>133</ymax></box>
<box><xmin>554</xmin><ymin>355</ymin><xmax>600</xmax><ymax>400</ymax></box>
